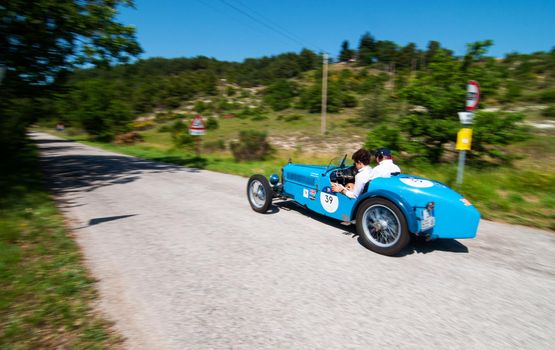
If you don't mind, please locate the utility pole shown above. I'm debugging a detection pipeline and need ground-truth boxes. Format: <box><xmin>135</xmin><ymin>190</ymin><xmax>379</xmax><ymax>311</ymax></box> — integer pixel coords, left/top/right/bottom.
<box><xmin>321</xmin><ymin>52</ymin><xmax>328</xmax><ymax>135</ymax></box>
<box><xmin>0</xmin><ymin>65</ymin><xmax>6</xmax><ymax>85</ymax></box>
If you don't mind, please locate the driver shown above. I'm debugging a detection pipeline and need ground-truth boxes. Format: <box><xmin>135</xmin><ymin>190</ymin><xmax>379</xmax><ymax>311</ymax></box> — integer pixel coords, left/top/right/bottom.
<box><xmin>331</xmin><ymin>148</ymin><xmax>372</xmax><ymax>199</ymax></box>
<box><xmin>370</xmin><ymin>148</ymin><xmax>401</xmax><ymax>179</ymax></box>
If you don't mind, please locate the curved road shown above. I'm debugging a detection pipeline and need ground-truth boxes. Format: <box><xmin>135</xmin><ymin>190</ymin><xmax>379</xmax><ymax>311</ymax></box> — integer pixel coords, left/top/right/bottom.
<box><xmin>33</xmin><ymin>132</ymin><xmax>555</xmax><ymax>350</ymax></box>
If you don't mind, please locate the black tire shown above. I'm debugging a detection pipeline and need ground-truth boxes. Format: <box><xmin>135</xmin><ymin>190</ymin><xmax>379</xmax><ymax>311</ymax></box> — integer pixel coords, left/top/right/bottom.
<box><xmin>247</xmin><ymin>174</ymin><xmax>273</xmax><ymax>213</ymax></box>
<box><xmin>356</xmin><ymin>198</ymin><xmax>410</xmax><ymax>256</ymax></box>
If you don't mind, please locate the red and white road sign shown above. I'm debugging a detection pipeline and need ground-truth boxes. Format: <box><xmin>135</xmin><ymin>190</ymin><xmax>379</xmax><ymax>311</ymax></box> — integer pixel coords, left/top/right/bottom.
<box><xmin>466</xmin><ymin>80</ymin><xmax>480</xmax><ymax>111</ymax></box>
<box><xmin>189</xmin><ymin>114</ymin><xmax>206</xmax><ymax>136</ymax></box>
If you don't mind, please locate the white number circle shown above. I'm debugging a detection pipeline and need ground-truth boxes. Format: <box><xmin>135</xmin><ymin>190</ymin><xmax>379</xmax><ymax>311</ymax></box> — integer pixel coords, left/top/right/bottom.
<box><xmin>320</xmin><ymin>192</ymin><xmax>339</xmax><ymax>213</ymax></box>
<box><xmin>400</xmin><ymin>178</ymin><xmax>434</xmax><ymax>188</ymax></box>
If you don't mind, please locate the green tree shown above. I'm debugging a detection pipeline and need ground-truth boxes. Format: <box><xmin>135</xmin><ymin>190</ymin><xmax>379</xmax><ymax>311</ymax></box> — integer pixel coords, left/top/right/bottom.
<box><xmin>338</xmin><ymin>40</ymin><xmax>355</xmax><ymax>62</ymax></box>
<box><xmin>357</xmin><ymin>32</ymin><xmax>377</xmax><ymax>65</ymax></box>
<box><xmin>60</xmin><ymin>79</ymin><xmax>134</xmax><ymax>140</ymax></box>
<box><xmin>299</xmin><ymin>81</ymin><xmax>350</xmax><ymax>113</ymax></box>
<box><xmin>470</xmin><ymin>112</ymin><xmax>530</xmax><ymax>164</ymax></box>
<box><xmin>263</xmin><ymin>80</ymin><xmax>299</xmax><ymax>111</ymax></box>
<box><xmin>424</xmin><ymin>40</ymin><xmax>440</xmax><ymax>67</ymax></box>
<box><xmin>396</xmin><ymin>43</ymin><xmax>419</xmax><ymax>70</ymax></box>
<box><xmin>401</xmin><ymin>49</ymin><xmax>465</xmax><ymax>118</ymax></box>
<box><xmin>1</xmin><ymin>0</ymin><xmax>142</xmax><ymax>146</ymax></box>
<box><xmin>358</xmin><ymin>93</ymin><xmax>387</xmax><ymax>124</ymax></box>
<box><xmin>365</xmin><ymin>125</ymin><xmax>403</xmax><ymax>154</ymax></box>
<box><xmin>462</xmin><ymin>40</ymin><xmax>494</xmax><ymax>71</ymax></box>
<box><xmin>298</xmin><ymin>48</ymin><xmax>319</xmax><ymax>71</ymax></box>
<box><xmin>375</xmin><ymin>40</ymin><xmax>398</xmax><ymax>65</ymax></box>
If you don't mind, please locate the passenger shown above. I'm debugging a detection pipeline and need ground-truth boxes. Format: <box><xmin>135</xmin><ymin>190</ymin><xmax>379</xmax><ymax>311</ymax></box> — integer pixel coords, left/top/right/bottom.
<box><xmin>332</xmin><ymin>148</ymin><xmax>372</xmax><ymax>199</ymax></box>
<box><xmin>370</xmin><ymin>148</ymin><xmax>401</xmax><ymax>179</ymax></box>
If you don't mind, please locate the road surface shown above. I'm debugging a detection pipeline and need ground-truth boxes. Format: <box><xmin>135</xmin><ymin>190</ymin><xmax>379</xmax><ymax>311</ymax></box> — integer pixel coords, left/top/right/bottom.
<box><xmin>33</xmin><ymin>132</ymin><xmax>555</xmax><ymax>350</ymax></box>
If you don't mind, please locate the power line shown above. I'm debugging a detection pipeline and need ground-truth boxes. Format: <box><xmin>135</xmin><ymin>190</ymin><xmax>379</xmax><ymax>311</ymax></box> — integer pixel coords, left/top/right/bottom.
<box><xmin>217</xmin><ymin>0</ymin><xmax>322</xmax><ymax>53</ymax></box>
<box><xmin>231</xmin><ymin>0</ymin><xmax>321</xmax><ymax>52</ymax></box>
<box><xmin>195</xmin><ymin>0</ymin><xmax>301</xmax><ymax>52</ymax></box>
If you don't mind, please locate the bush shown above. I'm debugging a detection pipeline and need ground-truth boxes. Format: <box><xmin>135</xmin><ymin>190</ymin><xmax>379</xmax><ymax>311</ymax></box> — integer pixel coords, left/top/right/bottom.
<box><xmin>206</xmin><ymin>116</ymin><xmax>219</xmax><ymax>130</ymax></box>
<box><xmin>230</xmin><ymin>130</ymin><xmax>273</xmax><ymax>161</ymax></box>
<box><xmin>155</xmin><ymin>112</ymin><xmax>175</xmax><ymax>123</ymax></box>
<box><xmin>539</xmin><ymin>88</ymin><xmax>555</xmax><ymax>103</ymax></box>
<box><xmin>170</xmin><ymin>120</ymin><xmax>194</xmax><ymax>148</ymax></box>
<box><xmin>172</xmin><ymin>131</ymin><xmax>194</xmax><ymax>148</ymax></box>
<box><xmin>357</xmin><ymin>93</ymin><xmax>387</xmax><ymax>124</ymax></box>
<box><xmin>342</xmin><ymin>93</ymin><xmax>358</xmax><ymax>108</ymax></box>
<box><xmin>263</xmin><ymin>79</ymin><xmax>298</xmax><ymax>111</ymax></box>
<box><xmin>203</xmin><ymin>139</ymin><xmax>226</xmax><ymax>152</ymax></box>
<box><xmin>470</xmin><ymin>111</ymin><xmax>531</xmax><ymax>164</ymax></box>
<box><xmin>542</xmin><ymin>104</ymin><xmax>555</xmax><ymax>119</ymax></box>
<box><xmin>132</xmin><ymin>120</ymin><xmax>156</xmax><ymax>130</ymax></box>
<box><xmin>365</xmin><ymin>125</ymin><xmax>403</xmax><ymax>154</ymax></box>
<box><xmin>251</xmin><ymin>114</ymin><xmax>268</xmax><ymax>121</ymax></box>
<box><xmin>282</xmin><ymin>114</ymin><xmax>303</xmax><ymax>122</ymax></box>
<box><xmin>114</xmin><ymin>132</ymin><xmax>144</xmax><ymax>144</ymax></box>
<box><xmin>194</xmin><ymin>101</ymin><xmax>208</xmax><ymax>113</ymax></box>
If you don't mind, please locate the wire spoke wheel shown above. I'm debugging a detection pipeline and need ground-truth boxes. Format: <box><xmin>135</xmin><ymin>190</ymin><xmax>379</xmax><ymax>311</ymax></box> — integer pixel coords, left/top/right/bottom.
<box><xmin>356</xmin><ymin>198</ymin><xmax>409</xmax><ymax>256</ymax></box>
<box><xmin>247</xmin><ymin>174</ymin><xmax>273</xmax><ymax>213</ymax></box>
<box><xmin>249</xmin><ymin>180</ymin><xmax>266</xmax><ymax>208</ymax></box>
<box><xmin>363</xmin><ymin>205</ymin><xmax>400</xmax><ymax>247</ymax></box>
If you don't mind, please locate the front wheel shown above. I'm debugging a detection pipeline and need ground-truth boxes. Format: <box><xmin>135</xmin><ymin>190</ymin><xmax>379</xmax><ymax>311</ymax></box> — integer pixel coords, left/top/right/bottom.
<box><xmin>247</xmin><ymin>174</ymin><xmax>273</xmax><ymax>213</ymax></box>
<box><xmin>356</xmin><ymin>198</ymin><xmax>410</xmax><ymax>256</ymax></box>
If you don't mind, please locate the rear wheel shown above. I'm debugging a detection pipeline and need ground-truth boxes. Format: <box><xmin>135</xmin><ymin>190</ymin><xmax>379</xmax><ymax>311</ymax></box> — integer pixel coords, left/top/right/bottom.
<box><xmin>356</xmin><ymin>198</ymin><xmax>409</xmax><ymax>256</ymax></box>
<box><xmin>247</xmin><ymin>175</ymin><xmax>273</xmax><ymax>213</ymax></box>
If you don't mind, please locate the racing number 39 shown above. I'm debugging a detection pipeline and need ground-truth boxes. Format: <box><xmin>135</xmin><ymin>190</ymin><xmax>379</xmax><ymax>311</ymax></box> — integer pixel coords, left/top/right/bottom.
<box><xmin>320</xmin><ymin>192</ymin><xmax>339</xmax><ymax>213</ymax></box>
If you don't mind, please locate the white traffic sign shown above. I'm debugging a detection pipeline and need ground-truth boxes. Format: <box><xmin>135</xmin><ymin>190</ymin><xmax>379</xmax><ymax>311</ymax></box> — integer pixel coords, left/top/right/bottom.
<box><xmin>466</xmin><ymin>80</ymin><xmax>480</xmax><ymax>111</ymax></box>
<box><xmin>458</xmin><ymin>111</ymin><xmax>474</xmax><ymax>125</ymax></box>
<box><xmin>189</xmin><ymin>115</ymin><xmax>206</xmax><ymax>136</ymax></box>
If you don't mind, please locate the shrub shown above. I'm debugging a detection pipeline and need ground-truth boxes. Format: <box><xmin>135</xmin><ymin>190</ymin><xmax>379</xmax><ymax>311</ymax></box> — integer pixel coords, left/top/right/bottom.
<box><xmin>170</xmin><ymin>120</ymin><xmax>194</xmax><ymax>148</ymax></box>
<box><xmin>365</xmin><ymin>125</ymin><xmax>403</xmax><ymax>154</ymax></box>
<box><xmin>132</xmin><ymin>120</ymin><xmax>155</xmax><ymax>130</ymax></box>
<box><xmin>171</xmin><ymin>120</ymin><xmax>188</xmax><ymax>132</ymax></box>
<box><xmin>283</xmin><ymin>114</ymin><xmax>303</xmax><ymax>122</ymax></box>
<box><xmin>155</xmin><ymin>112</ymin><xmax>175</xmax><ymax>122</ymax></box>
<box><xmin>230</xmin><ymin>130</ymin><xmax>273</xmax><ymax>161</ymax></box>
<box><xmin>263</xmin><ymin>79</ymin><xmax>298</xmax><ymax>111</ymax></box>
<box><xmin>542</xmin><ymin>104</ymin><xmax>555</xmax><ymax>119</ymax></box>
<box><xmin>206</xmin><ymin>116</ymin><xmax>219</xmax><ymax>130</ymax></box>
<box><xmin>342</xmin><ymin>93</ymin><xmax>358</xmax><ymax>108</ymax></box>
<box><xmin>251</xmin><ymin>114</ymin><xmax>268</xmax><ymax>121</ymax></box>
<box><xmin>114</xmin><ymin>132</ymin><xmax>144</xmax><ymax>144</ymax></box>
<box><xmin>158</xmin><ymin>124</ymin><xmax>172</xmax><ymax>133</ymax></box>
<box><xmin>172</xmin><ymin>131</ymin><xmax>194</xmax><ymax>148</ymax></box>
<box><xmin>194</xmin><ymin>101</ymin><xmax>208</xmax><ymax>113</ymax></box>
<box><xmin>203</xmin><ymin>139</ymin><xmax>226</xmax><ymax>152</ymax></box>
<box><xmin>539</xmin><ymin>88</ymin><xmax>555</xmax><ymax>103</ymax></box>
<box><xmin>358</xmin><ymin>93</ymin><xmax>387</xmax><ymax>124</ymax></box>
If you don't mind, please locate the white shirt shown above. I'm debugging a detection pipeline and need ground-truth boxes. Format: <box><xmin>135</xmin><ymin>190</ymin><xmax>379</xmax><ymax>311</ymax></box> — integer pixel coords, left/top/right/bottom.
<box><xmin>343</xmin><ymin>165</ymin><xmax>372</xmax><ymax>199</ymax></box>
<box><xmin>369</xmin><ymin>159</ymin><xmax>401</xmax><ymax>180</ymax></box>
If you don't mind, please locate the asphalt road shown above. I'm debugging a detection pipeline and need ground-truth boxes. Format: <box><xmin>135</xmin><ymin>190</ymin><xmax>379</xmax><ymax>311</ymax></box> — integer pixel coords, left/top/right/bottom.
<box><xmin>33</xmin><ymin>132</ymin><xmax>555</xmax><ymax>350</ymax></box>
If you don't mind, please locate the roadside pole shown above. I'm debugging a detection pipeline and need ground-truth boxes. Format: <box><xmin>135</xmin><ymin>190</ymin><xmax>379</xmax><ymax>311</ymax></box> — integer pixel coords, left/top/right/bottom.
<box><xmin>189</xmin><ymin>114</ymin><xmax>207</xmax><ymax>158</ymax></box>
<box><xmin>321</xmin><ymin>52</ymin><xmax>328</xmax><ymax>135</ymax></box>
<box><xmin>456</xmin><ymin>80</ymin><xmax>480</xmax><ymax>185</ymax></box>
<box><xmin>0</xmin><ymin>65</ymin><xmax>5</xmax><ymax>85</ymax></box>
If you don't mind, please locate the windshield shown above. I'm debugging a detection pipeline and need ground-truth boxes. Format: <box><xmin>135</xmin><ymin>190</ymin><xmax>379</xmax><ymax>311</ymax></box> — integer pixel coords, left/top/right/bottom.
<box><xmin>325</xmin><ymin>154</ymin><xmax>348</xmax><ymax>173</ymax></box>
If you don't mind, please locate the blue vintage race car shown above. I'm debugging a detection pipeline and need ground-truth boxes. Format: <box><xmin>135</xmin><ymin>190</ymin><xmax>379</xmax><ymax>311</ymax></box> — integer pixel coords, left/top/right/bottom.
<box><xmin>247</xmin><ymin>155</ymin><xmax>480</xmax><ymax>256</ymax></box>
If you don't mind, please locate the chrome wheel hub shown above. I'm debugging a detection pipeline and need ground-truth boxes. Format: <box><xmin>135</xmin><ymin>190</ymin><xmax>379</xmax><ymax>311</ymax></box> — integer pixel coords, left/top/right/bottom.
<box><xmin>362</xmin><ymin>204</ymin><xmax>401</xmax><ymax>248</ymax></box>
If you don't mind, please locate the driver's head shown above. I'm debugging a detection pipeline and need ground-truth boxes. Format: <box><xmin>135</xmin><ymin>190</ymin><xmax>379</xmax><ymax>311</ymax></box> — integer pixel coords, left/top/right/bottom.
<box><xmin>375</xmin><ymin>148</ymin><xmax>392</xmax><ymax>162</ymax></box>
<box><xmin>352</xmin><ymin>149</ymin><xmax>371</xmax><ymax>166</ymax></box>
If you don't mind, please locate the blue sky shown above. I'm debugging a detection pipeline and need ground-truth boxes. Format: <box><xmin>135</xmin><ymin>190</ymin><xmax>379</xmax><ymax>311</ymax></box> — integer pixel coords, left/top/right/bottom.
<box><xmin>119</xmin><ymin>0</ymin><xmax>555</xmax><ymax>62</ymax></box>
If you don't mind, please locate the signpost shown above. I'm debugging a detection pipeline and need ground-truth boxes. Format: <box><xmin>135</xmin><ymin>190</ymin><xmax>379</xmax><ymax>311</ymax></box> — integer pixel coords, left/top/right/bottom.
<box><xmin>189</xmin><ymin>114</ymin><xmax>206</xmax><ymax>157</ymax></box>
<box><xmin>456</xmin><ymin>81</ymin><xmax>480</xmax><ymax>185</ymax></box>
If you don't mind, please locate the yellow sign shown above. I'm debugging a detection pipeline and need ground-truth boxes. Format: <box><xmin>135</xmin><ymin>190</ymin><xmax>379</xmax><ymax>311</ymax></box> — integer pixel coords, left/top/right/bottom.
<box><xmin>456</xmin><ymin>128</ymin><xmax>473</xmax><ymax>151</ymax></box>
